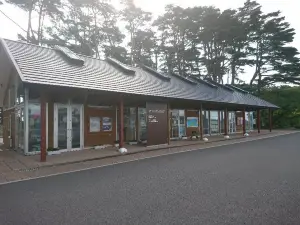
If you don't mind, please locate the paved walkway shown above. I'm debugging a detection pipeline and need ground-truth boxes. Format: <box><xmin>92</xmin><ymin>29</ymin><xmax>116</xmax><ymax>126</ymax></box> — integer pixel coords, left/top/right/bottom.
<box><xmin>0</xmin><ymin>130</ymin><xmax>297</xmax><ymax>184</ymax></box>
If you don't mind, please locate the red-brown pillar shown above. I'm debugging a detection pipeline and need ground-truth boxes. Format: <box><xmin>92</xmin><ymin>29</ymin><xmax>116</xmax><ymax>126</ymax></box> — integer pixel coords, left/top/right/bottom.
<box><xmin>242</xmin><ymin>109</ymin><xmax>246</xmax><ymax>135</ymax></box>
<box><xmin>269</xmin><ymin>108</ymin><xmax>272</xmax><ymax>132</ymax></box>
<box><xmin>208</xmin><ymin>110</ymin><xmax>211</xmax><ymax>134</ymax></box>
<box><xmin>218</xmin><ymin>111</ymin><xmax>221</xmax><ymax>133</ymax></box>
<box><xmin>40</xmin><ymin>93</ymin><xmax>47</xmax><ymax>162</ymax></box>
<box><xmin>167</xmin><ymin>103</ymin><xmax>170</xmax><ymax>145</ymax></box>
<box><xmin>199</xmin><ymin>104</ymin><xmax>203</xmax><ymax>140</ymax></box>
<box><xmin>119</xmin><ymin>95</ymin><xmax>124</xmax><ymax>148</ymax></box>
<box><xmin>224</xmin><ymin>108</ymin><xmax>228</xmax><ymax>136</ymax></box>
<box><xmin>257</xmin><ymin>109</ymin><xmax>261</xmax><ymax>133</ymax></box>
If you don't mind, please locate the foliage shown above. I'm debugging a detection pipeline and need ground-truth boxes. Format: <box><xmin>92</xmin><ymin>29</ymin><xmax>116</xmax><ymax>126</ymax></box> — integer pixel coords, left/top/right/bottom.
<box><xmin>121</xmin><ymin>0</ymin><xmax>153</xmax><ymax>66</ymax></box>
<box><xmin>4</xmin><ymin>0</ymin><xmax>300</xmax><ymax>87</ymax></box>
<box><xmin>259</xmin><ymin>86</ymin><xmax>300</xmax><ymax>129</ymax></box>
<box><xmin>6</xmin><ymin>0</ymin><xmax>63</xmax><ymax>44</ymax></box>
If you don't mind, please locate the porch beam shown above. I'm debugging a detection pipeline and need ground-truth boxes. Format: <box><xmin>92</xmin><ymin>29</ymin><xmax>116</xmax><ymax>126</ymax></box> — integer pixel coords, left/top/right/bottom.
<box><xmin>40</xmin><ymin>92</ymin><xmax>47</xmax><ymax>162</ymax></box>
<box><xmin>257</xmin><ymin>109</ymin><xmax>261</xmax><ymax>133</ymax></box>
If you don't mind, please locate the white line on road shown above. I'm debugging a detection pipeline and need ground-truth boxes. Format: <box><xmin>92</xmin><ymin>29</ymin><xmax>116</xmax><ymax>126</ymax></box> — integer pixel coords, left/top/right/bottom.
<box><xmin>0</xmin><ymin>131</ymin><xmax>298</xmax><ymax>186</ymax></box>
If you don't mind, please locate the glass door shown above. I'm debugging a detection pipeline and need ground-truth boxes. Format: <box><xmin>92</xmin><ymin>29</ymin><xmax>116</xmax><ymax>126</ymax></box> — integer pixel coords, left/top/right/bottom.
<box><xmin>210</xmin><ymin>111</ymin><xmax>219</xmax><ymax>135</ymax></box>
<box><xmin>229</xmin><ymin>112</ymin><xmax>236</xmax><ymax>133</ymax></box>
<box><xmin>55</xmin><ymin>104</ymin><xmax>68</xmax><ymax>150</ymax></box>
<box><xmin>54</xmin><ymin>104</ymin><xmax>83</xmax><ymax>150</ymax></box>
<box><xmin>171</xmin><ymin>110</ymin><xmax>179</xmax><ymax>138</ymax></box>
<box><xmin>71</xmin><ymin>105</ymin><xmax>83</xmax><ymax>149</ymax></box>
<box><xmin>178</xmin><ymin>110</ymin><xmax>186</xmax><ymax>137</ymax></box>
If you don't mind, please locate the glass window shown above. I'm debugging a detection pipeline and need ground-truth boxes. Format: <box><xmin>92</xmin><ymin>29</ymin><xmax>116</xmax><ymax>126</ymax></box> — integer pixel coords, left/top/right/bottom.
<box><xmin>179</xmin><ymin>110</ymin><xmax>186</xmax><ymax>137</ymax></box>
<box><xmin>124</xmin><ymin>108</ymin><xmax>136</xmax><ymax>141</ymax></box>
<box><xmin>210</xmin><ymin>111</ymin><xmax>219</xmax><ymax>134</ymax></box>
<box><xmin>90</xmin><ymin>117</ymin><xmax>100</xmax><ymax>132</ymax></box>
<box><xmin>28</xmin><ymin>103</ymin><xmax>41</xmax><ymax>152</ymax></box>
<box><xmin>228</xmin><ymin>112</ymin><xmax>236</xmax><ymax>133</ymax></box>
<box><xmin>171</xmin><ymin>110</ymin><xmax>179</xmax><ymax>138</ymax></box>
<box><xmin>202</xmin><ymin>110</ymin><xmax>210</xmax><ymax>135</ymax></box>
<box><xmin>15</xmin><ymin>107</ymin><xmax>24</xmax><ymax>150</ymax></box>
<box><xmin>219</xmin><ymin>111</ymin><xmax>225</xmax><ymax>133</ymax></box>
<box><xmin>171</xmin><ymin>109</ymin><xmax>186</xmax><ymax>138</ymax></box>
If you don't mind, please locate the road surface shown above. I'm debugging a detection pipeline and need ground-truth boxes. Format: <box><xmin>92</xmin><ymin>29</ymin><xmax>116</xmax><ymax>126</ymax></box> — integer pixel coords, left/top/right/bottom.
<box><xmin>1</xmin><ymin>133</ymin><xmax>300</xmax><ymax>225</ymax></box>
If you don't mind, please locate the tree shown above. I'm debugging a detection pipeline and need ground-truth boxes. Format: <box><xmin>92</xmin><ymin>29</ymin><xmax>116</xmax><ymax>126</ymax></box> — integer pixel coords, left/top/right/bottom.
<box><xmin>6</xmin><ymin>0</ymin><xmax>62</xmax><ymax>44</ymax></box>
<box><xmin>44</xmin><ymin>0</ymin><xmax>94</xmax><ymax>55</ymax></box>
<box><xmin>45</xmin><ymin>0</ymin><xmax>126</xmax><ymax>59</ymax></box>
<box><xmin>154</xmin><ymin>5</ymin><xmax>200</xmax><ymax>76</ymax></box>
<box><xmin>240</xmin><ymin>0</ymin><xmax>300</xmax><ymax>93</ymax></box>
<box><xmin>121</xmin><ymin>0</ymin><xmax>152</xmax><ymax>66</ymax></box>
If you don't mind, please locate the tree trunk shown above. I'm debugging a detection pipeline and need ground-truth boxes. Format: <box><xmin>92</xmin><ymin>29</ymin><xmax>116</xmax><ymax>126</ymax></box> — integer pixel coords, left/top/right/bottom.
<box><xmin>37</xmin><ymin>3</ymin><xmax>44</xmax><ymax>45</ymax></box>
<box><xmin>231</xmin><ymin>60</ymin><xmax>236</xmax><ymax>84</ymax></box>
<box><xmin>27</xmin><ymin>7</ymin><xmax>33</xmax><ymax>42</ymax></box>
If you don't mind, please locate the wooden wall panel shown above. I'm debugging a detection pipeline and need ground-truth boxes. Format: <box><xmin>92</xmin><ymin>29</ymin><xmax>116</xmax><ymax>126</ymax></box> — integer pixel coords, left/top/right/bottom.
<box><xmin>85</xmin><ymin>106</ymin><xmax>116</xmax><ymax>146</ymax></box>
<box><xmin>146</xmin><ymin>102</ymin><xmax>168</xmax><ymax>146</ymax></box>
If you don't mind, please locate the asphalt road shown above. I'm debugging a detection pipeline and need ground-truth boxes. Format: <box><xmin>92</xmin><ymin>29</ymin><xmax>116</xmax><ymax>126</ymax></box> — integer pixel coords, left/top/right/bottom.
<box><xmin>1</xmin><ymin>133</ymin><xmax>300</xmax><ymax>225</ymax></box>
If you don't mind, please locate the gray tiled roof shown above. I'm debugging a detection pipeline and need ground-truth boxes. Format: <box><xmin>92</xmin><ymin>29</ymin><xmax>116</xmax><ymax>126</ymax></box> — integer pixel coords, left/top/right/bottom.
<box><xmin>2</xmin><ymin>39</ymin><xmax>278</xmax><ymax>109</ymax></box>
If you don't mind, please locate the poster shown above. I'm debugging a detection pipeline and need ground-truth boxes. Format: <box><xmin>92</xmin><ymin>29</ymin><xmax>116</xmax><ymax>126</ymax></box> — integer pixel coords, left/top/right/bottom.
<box><xmin>187</xmin><ymin>117</ymin><xmax>198</xmax><ymax>128</ymax></box>
<box><xmin>102</xmin><ymin>117</ymin><xmax>112</xmax><ymax>131</ymax></box>
<box><xmin>90</xmin><ymin>117</ymin><xmax>100</xmax><ymax>132</ymax></box>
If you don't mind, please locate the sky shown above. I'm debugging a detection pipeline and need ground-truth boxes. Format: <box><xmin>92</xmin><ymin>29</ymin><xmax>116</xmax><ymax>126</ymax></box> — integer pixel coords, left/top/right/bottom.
<box><xmin>0</xmin><ymin>0</ymin><xmax>299</xmax><ymax>82</ymax></box>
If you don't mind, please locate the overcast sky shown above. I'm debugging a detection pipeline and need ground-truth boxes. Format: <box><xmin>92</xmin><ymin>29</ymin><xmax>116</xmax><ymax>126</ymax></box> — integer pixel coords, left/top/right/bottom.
<box><xmin>0</xmin><ymin>0</ymin><xmax>299</xmax><ymax>82</ymax></box>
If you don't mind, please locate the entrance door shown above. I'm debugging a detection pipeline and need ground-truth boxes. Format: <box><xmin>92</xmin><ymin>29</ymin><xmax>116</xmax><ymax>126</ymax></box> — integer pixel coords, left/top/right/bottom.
<box><xmin>171</xmin><ymin>110</ymin><xmax>179</xmax><ymax>138</ymax></box>
<box><xmin>229</xmin><ymin>112</ymin><xmax>236</xmax><ymax>133</ymax></box>
<box><xmin>54</xmin><ymin>103</ymin><xmax>83</xmax><ymax>150</ymax></box>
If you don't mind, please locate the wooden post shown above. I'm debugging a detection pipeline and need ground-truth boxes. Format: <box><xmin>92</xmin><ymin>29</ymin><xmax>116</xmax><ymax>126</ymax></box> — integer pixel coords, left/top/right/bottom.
<box><xmin>40</xmin><ymin>93</ymin><xmax>47</xmax><ymax>162</ymax></box>
<box><xmin>242</xmin><ymin>109</ymin><xmax>246</xmax><ymax>135</ymax></box>
<box><xmin>199</xmin><ymin>104</ymin><xmax>203</xmax><ymax>139</ymax></box>
<box><xmin>167</xmin><ymin>103</ymin><xmax>170</xmax><ymax>145</ymax></box>
<box><xmin>218</xmin><ymin>110</ymin><xmax>221</xmax><ymax>134</ymax></box>
<box><xmin>269</xmin><ymin>108</ymin><xmax>272</xmax><ymax>132</ymax></box>
<box><xmin>257</xmin><ymin>109</ymin><xmax>261</xmax><ymax>133</ymax></box>
<box><xmin>208</xmin><ymin>110</ymin><xmax>211</xmax><ymax>135</ymax></box>
<box><xmin>184</xmin><ymin>109</ymin><xmax>188</xmax><ymax>135</ymax></box>
<box><xmin>135</xmin><ymin>106</ymin><xmax>139</xmax><ymax>141</ymax></box>
<box><xmin>224</xmin><ymin>108</ymin><xmax>228</xmax><ymax>136</ymax></box>
<box><xmin>119</xmin><ymin>95</ymin><xmax>124</xmax><ymax>148</ymax></box>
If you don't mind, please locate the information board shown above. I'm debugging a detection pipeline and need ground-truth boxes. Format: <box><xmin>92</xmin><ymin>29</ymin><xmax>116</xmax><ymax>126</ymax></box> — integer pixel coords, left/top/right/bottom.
<box><xmin>146</xmin><ymin>102</ymin><xmax>168</xmax><ymax>146</ymax></box>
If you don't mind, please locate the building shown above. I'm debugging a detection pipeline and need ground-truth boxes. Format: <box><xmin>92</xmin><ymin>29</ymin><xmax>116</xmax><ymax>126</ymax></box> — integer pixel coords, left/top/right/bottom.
<box><xmin>0</xmin><ymin>39</ymin><xmax>278</xmax><ymax>161</ymax></box>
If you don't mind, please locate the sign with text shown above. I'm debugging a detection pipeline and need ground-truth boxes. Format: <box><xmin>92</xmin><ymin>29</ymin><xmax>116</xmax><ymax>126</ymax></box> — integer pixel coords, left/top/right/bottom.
<box><xmin>146</xmin><ymin>102</ymin><xmax>168</xmax><ymax>146</ymax></box>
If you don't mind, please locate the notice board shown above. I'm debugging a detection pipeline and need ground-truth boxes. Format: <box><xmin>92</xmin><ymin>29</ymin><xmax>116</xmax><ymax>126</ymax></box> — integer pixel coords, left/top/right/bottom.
<box><xmin>146</xmin><ymin>102</ymin><xmax>168</xmax><ymax>146</ymax></box>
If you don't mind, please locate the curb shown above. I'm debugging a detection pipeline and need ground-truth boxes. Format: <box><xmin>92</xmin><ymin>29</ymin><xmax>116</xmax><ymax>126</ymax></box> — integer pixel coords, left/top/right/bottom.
<box><xmin>17</xmin><ymin>131</ymin><xmax>295</xmax><ymax>172</ymax></box>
